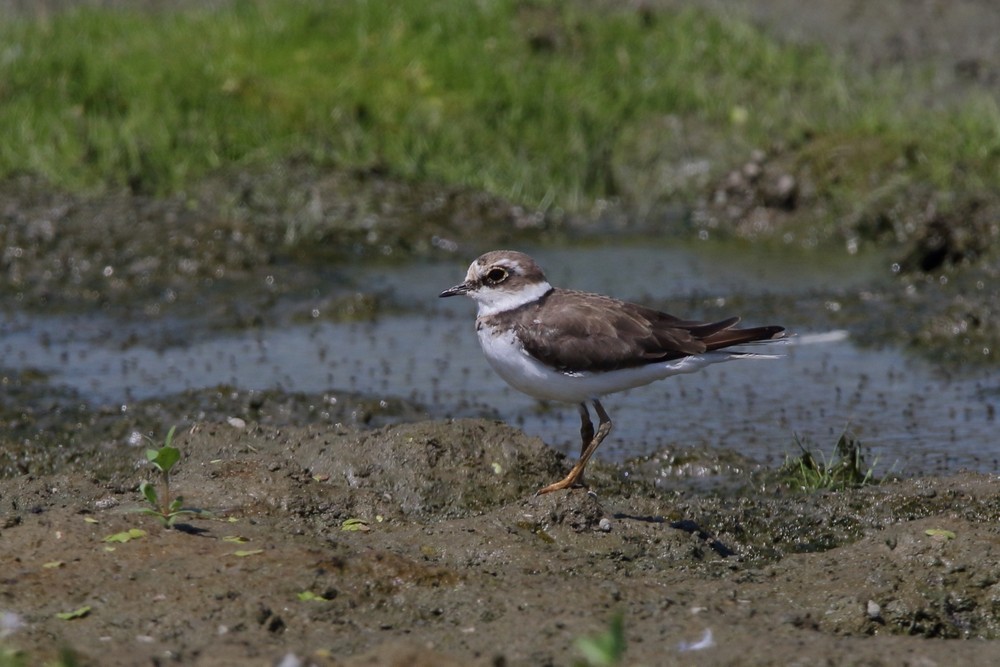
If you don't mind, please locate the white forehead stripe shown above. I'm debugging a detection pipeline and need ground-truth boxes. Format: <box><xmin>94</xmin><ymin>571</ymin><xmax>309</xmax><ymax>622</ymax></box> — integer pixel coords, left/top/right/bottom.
<box><xmin>468</xmin><ymin>258</ymin><xmax>524</xmax><ymax>282</ymax></box>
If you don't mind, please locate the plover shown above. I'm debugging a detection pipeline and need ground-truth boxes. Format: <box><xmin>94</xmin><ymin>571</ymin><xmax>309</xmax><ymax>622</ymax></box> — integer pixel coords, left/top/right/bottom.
<box><xmin>440</xmin><ymin>250</ymin><xmax>785</xmax><ymax>495</ymax></box>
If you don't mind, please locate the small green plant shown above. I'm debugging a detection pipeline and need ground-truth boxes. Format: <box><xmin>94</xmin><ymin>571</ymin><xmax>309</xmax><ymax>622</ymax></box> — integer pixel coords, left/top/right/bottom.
<box><xmin>0</xmin><ymin>645</ymin><xmax>80</xmax><ymax>667</ymax></box>
<box><xmin>0</xmin><ymin>646</ymin><xmax>26</xmax><ymax>667</ymax></box>
<box><xmin>781</xmin><ymin>431</ymin><xmax>879</xmax><ymax>491</ymax></box>
<box><xmin>574</xmin><ymin>613</ymin><xmax>626</xmax><ymax>667</ymax></box>
<box><xmin>139</xmin><ymin>426</ymin><xmax>200</xmax><ymax>528</ymax></box>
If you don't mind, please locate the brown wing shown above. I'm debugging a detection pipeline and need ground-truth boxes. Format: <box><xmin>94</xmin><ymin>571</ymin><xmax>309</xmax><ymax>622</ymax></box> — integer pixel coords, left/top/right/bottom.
<box><xmin>513</xmin><ymin>289</ymin><xmax>783</xmax><ymax>372</ymax></box>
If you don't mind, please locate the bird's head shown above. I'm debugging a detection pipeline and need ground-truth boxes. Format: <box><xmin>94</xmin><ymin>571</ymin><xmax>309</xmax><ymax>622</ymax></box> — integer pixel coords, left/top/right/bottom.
<box><xmin>439</xmin><ymin>250</ymin><xmax>552</xmax><ymax>316</ymax></box>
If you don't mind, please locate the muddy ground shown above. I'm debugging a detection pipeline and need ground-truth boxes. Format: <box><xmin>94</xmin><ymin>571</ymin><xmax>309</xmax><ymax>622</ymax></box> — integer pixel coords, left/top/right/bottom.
<box><xmin>3</xmin><ymin>0</ymin><xmax>1000</xmax><ymax>665</ymax></box>
<box><xmin>3</xmin><ymin>421</ymin><xmax>1000</xmax><ymax>666</ymax></box>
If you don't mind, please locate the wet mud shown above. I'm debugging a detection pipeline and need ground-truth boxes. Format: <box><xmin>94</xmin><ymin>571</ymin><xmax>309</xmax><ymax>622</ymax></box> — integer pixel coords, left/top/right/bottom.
<box><xmin>2</xmin><ymin>421</ymin><xmax>1000</xmax><ymax>665</ymax></box>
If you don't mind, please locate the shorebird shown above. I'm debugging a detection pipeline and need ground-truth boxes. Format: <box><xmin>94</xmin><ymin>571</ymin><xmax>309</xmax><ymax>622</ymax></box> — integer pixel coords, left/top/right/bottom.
<box><xmin>440</xmin><ymin>250</ymin><xmax>785</xmax><ymax>495</ymax></box>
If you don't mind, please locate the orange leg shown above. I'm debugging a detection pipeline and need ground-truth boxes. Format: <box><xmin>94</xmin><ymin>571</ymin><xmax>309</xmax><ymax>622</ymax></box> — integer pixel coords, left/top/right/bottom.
<box><xmin>536</xmin><ymin>400</ymin><xmax>612</xmax><ymax>495</ymax></box>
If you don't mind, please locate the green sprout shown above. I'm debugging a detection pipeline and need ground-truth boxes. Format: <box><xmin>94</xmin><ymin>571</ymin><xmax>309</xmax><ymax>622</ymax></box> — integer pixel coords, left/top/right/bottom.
<box><xmin>0</xmin><ymin>646</ymin><xmax>80</xmax><ymax>667</ymax></box>
<box><xmin>781</xmin><ymin>431</ymin><xmax>880</xmax><ymax>491</ymax></box>
<box><xmin>575</xmin><ymin>613</ymin><xmax>626</xmax><ymax>667</ymax></box>
<box><xmin>138</xmin><ymin>426</ymin><xmax>201</xmax><ymax>528</ymax></box>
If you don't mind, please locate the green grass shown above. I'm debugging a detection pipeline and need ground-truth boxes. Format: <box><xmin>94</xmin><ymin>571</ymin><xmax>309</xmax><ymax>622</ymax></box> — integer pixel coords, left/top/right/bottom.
<box><xmin>0</xmin><ymin>645</ymin><xmax>79</xmax><ymax>667</ymax></box>
<box><xmin>781</xmin><ymin>431</ymin><xmax>881</xmax><ymax>491</ymax></box>
<box><xmin>1</xmin><ymin>0</ymin><xmax>998</xmax><ymax>208</ymax></box>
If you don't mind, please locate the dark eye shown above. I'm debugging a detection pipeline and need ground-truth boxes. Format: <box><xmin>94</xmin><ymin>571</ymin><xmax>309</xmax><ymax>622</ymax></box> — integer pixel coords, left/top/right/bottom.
<box><xmin>486</xmin><ymin>267</ymin><xmax>508</xmax><ymax>283</ymax></box>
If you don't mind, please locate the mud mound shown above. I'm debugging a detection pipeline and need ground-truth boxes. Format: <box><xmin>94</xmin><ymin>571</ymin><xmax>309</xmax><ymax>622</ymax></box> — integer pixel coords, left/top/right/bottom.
<box><xmin>169</xmin><ymin>419</ymin><xmax>567</xmax><ymax>522</ymax></box>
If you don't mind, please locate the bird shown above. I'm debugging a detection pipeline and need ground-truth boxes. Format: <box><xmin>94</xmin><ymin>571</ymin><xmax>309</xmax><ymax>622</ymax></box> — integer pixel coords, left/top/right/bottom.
<box><xmin>439</xmin><ymin>250</ymin><xmax>786</xmax><ymax>495</ymax></box>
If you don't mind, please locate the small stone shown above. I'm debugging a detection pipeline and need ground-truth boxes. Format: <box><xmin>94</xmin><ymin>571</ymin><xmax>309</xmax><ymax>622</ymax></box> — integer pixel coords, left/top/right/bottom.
<box><xmin>0</xmin><ymin>611</ymin><xmax>25</xmax><ymax>639</ymax></box>
<box><xmin>277</xmin><ymin>653</ymin><xmax>303</xmax><ymax>667</ymax></box>
<box><xmin>725</xmin><ymin>170</ymin><xmax>745</xmax><ymax>190</ymax></box>
<box><xmin>866</xmin><ymin>600</ymin><xmax>882</xmax><ymax>620</ymax></box>
<box><xmin>742</xmin><ymin>161</ymin><xmax>763</xmax><ymax>181</ymax></box>
<box><xmin>598</xmin><ymin>518</ymin><xmax>612</xmax><ymax>532</ymax></box>
<box><xmin>94</xmin><ymin>496</ymin><xmax>119</xmax><ymax>510</ymax></box>
<box><xmin>763</xmin><ymin>173</ymin><xmax>798</xmax><ymax>210</ymax></box>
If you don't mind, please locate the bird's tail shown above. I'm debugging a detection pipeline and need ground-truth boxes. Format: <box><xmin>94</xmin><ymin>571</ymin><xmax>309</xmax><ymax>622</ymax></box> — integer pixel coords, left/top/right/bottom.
<box><xmin>703</xmin><ymin>324</ymin><xmax>786</xmax><ymax>352</ymax></box>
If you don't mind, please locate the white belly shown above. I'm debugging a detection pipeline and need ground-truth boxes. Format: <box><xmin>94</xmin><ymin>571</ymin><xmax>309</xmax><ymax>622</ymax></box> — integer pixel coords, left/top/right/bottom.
<box><xmin>476</xmin><ymin>326</ymin><xmax>739</xmax><ymax>404</ymax></box>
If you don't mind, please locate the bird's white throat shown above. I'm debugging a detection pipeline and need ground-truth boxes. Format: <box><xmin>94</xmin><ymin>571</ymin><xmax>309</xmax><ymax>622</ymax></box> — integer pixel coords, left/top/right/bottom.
<box><xmin>473</xmin><ymin>279</ymin><xmax>552</xmax><ymax>317</ymax></box>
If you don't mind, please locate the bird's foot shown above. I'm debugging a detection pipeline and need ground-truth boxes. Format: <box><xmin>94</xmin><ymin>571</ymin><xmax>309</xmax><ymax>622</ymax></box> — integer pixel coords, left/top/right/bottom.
<box><xmin>535</xmin><ymin>472</ymin><xmax>588</xmax><ymax>496</ymax></box>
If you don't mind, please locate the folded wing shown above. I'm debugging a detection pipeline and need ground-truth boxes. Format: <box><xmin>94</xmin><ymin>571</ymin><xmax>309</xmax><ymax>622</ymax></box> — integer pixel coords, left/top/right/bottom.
<box><xmin>514</xmin><ymin>289</ymin><xmax>784</xmax><ymax>372</ymax></box>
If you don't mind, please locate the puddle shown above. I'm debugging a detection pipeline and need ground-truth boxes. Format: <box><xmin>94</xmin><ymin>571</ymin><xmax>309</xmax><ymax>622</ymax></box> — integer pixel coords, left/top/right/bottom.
<box><xmin>2</xmin><ymin>242</ymin><xmax>997</xmax><ymax>475</ymax></box>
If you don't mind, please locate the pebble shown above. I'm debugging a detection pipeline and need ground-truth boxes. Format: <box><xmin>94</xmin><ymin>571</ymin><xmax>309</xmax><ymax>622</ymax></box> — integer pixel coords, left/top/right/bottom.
<box><xmin>94</xmin><ymin>496</ymin><xmax>119</xmax><ymax>510</ymax></box>
<box><xmin>598</xmin><ymin>517</ymin><xmax>612</xmax><ymax>532</ymax></box>
<box><xmin>276</xmin><ymin>653</ymin><xmax>303</xmax><ymax>667</ymax></box>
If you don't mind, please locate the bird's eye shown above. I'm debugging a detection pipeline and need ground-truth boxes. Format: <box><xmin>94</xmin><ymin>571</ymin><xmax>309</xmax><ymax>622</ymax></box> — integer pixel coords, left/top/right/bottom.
<box><xmin>486</xmin><ymin>268</ymin><xmax>508</xmax><ymax>283</ymax></box>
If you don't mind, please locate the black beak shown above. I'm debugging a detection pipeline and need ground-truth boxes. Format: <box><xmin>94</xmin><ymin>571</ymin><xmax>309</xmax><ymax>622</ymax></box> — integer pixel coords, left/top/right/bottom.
<box><xmin>439</xmin><ymin>282</ymin><xmax>471</xmax><ymax>298</ymax></box>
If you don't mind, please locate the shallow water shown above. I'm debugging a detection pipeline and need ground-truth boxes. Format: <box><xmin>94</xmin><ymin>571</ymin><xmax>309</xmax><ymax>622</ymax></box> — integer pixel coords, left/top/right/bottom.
<box><xmin>3</xmin><ymin>242</ymin><xmax>997</xmax><ymax>474</ymax></box>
